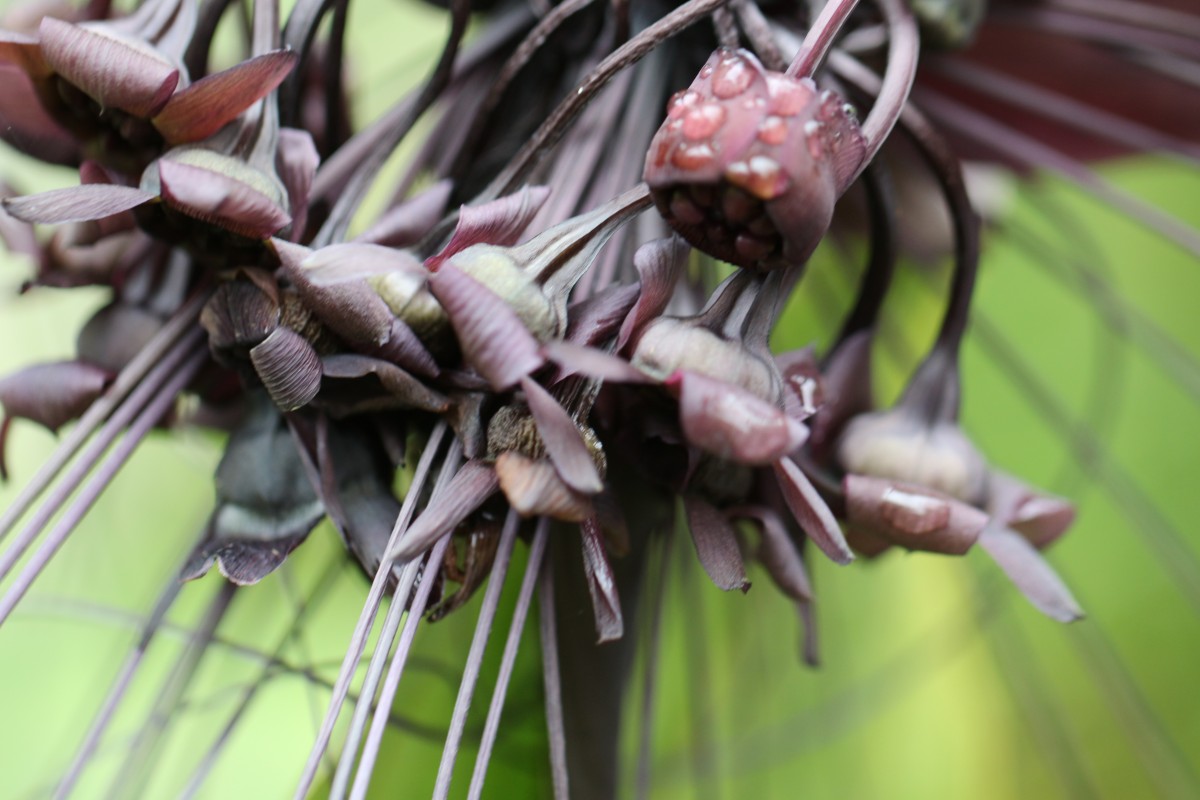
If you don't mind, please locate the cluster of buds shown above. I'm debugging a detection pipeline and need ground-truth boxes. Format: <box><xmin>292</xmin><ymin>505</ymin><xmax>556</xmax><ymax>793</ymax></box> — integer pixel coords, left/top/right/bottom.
<box><xmin>0</xmin><ymin>0</ymin><xmax>1163</xmax><ymax>795</ymax></box>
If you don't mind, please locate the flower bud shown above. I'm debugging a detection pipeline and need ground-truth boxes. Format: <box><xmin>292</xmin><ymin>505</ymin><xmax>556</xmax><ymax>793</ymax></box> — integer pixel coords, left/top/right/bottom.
<box><xmin>836</xmin><ymin>407</ymin><xmax>988</xmax><ymax>505</ymax></box>
<box><xmin>644</xmin><ymin>48</ymin><xmax>865</xmax><ymax>270</ymax></box>
<box><xmin>631</xmin><ymin>317</ymin><xmax>780</xmax><ymax>403</ymax></box>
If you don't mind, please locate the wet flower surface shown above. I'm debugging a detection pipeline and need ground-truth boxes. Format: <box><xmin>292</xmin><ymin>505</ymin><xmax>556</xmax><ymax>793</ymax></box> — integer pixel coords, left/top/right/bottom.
<box><xmin>0</xmin><ymin>0</ymin><xmax>1198</xmax><ymax>797</ymax></box>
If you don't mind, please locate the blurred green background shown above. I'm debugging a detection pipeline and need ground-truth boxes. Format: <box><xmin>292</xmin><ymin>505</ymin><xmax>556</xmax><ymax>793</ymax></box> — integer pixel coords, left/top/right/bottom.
<box><xmin>0</xmin><ymin>2</ymin><xmax>1198</xmax><ymax>798</ymax></box>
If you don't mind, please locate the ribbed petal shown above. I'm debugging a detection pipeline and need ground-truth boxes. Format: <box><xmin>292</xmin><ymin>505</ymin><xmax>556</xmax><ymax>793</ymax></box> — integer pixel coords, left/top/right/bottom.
<box><xmin>390</xmin><ymin>460</ymin><xmax>499</xmax><ymax>559</ymax></box>
<box><xmin>671</xmin><ymin>370</ymin><xmax>807</xmax><ymax>465</ymax></box>
<box><xmin>39</xmin><ymin>17</ymin><xmax>179</xmax><ymax>117</ymax></box>
<box><xmin>426</xmin><ymin>185</ymin><xmax>550</xmax><ymax>270</ymax></box>
<box><xmin>495</xmin><ymin>452</ymin><xmax>591</xmax><ymax>522</ymax></box>
<box><xmin>521</xmin><ymin>375</ymin><xmax>602</xmax><ymax>493</ymax></box>
<box><xmin>153</xmin><ymin>50</ymin><xmax>298</xmax><ymax>143</ymax></box>
<box><xmin>0</xmin><ymin>360</ymin><xmax>110</xmax><ymax>432</ymax></box>
<box><xmin>157</xmin><ymin>157</ymin><xmax>290</xmax><ymax>239</ymax></box>
<box><xmin>617</xmin><ymin>236</ymin><xmax>689</xmax><ymax>351</ymax></box>
<box><xmin>249</xmin><ymin>326</ymin><xmax>322</xmax><ymax>411</ymax></box>
<box><xmin>2</xmin><ymin>184</ymin><xmax>154</xmax><ymax>225</ymax></box>
<box><xmin>580</xmin><ymin>515</ymin><xmax>624</xmax><ymax>643</ymax></box>
<box><xmin>772</xmin><ymin>457</ymin><xmax>854</xmax><ymax>565</ymax></box>
<box><xmin>200</xmin><ymin>278</ymin><xmax>281</xmax><ymax>357</ymax></box>
<box><xmin>428</xmin><ymin>264</ymin><xmax>544</xmax><ymax>390</ymax></box>
<box><xmin>683</xmin><ymin>494</ymin><xmax>749</xmax><ymax>592</ymax></box>
<box><xmin>978</xmin><ymin>524</ymin><xmax>1084</xmax><ymax>622</ymax></box>
<box><xmin>844</xmin><ymin>474</ymin><xmax>987</xmax><ymax>555</ymax></box>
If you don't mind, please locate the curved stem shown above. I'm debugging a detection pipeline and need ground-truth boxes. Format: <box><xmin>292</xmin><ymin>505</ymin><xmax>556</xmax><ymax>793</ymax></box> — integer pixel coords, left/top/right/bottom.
<box><xmin>480</xmin><ymin>0</ymin><xmax>736</xmax><ymax>202</ymax></box>
<box><xmin>787</xmin><ymin>0</ymin><xmax>862</xmax><ymax>78</ymax></box>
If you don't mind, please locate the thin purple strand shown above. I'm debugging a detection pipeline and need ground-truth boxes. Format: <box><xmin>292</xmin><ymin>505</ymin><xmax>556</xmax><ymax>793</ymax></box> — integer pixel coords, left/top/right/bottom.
<box><xmin>467</xmin><ymin>517</ymin><xmax>550</xmax><ymax>800</ymax></box>
<box><xmin>432</xmin><ymin>508</ymin><xmax>521</xmax><ymax>800</ymax></box>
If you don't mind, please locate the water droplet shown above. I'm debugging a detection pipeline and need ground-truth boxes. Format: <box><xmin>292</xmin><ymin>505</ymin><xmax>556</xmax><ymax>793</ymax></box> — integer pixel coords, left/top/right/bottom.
<box><xmin>757</xmin><ymin>115</ymin><xmax>788</xmax><ymax>145</ymax></box>
<box><xmin>725</xmin><ymin>156</ymin><xmax>788</xmax><ymax>200</ymax></box>
<box><xmin>671</xmin><ymin>142</ymin><xmax>716</xmax><ymax>171</ymax></box>
<box><xmin>683</xmin><ymin>103</ymin><xmax>727</xmax><ymax>141</ymax></box>
<box><xmin>711</xmin><ymin>53</ymin><xmax>755</xmax><ymax>99</ymax></box>
<box><xmin>769</xmin><ymin>76</ymin><xmax>810</xmax><ymax>117</ymax></box>
<box><xmin>668</xmin><ymin>90</ymin><xmax>701</xmax><ymax>120</ymax></box>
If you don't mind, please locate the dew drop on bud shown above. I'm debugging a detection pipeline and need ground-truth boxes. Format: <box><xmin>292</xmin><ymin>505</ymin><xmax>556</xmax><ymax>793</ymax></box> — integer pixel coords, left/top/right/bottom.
<box><xmin>711</xmin><ymin>52</ymin><xmax>755</xmax><ymax>98</ymax></box>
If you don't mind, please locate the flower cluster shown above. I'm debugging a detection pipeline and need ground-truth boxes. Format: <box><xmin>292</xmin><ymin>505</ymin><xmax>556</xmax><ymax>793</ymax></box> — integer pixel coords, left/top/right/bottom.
<box><xmin>0</xmin><ymin>0</ymin><xmax>1196</xmax><ymax>796</ymax></box>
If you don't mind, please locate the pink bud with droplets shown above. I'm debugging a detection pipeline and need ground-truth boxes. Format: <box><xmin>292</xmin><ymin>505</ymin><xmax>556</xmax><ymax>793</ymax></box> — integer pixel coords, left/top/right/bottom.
<box><xmin>644</xmin><ymin>48</ymin><xmax>865</xmax><ymax>271</ymax></box>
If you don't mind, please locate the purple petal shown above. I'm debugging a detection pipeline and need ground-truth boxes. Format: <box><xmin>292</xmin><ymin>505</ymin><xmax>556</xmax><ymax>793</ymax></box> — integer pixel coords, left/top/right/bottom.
<box><xmin>357</xmin><ymin>180</ymin><xmax>453</xmax><ymax>246</ymax></box>
<box><xmin>494</xmin><ymin>452</ymin><xmax>592</xmax><ymax>522</ymax></box>
<box><xmin>775</xmin><ymin>346</ymin><xmax>823</xmax><ymax>422</ymax></box>
<box><xmin>77</xmin><ymin>302</ymin><xmax>165</xmax><ymax>372</ymax></box>
<box><xmin>580</xmin><ymin>516</ymin><xmax>624</xmax><ymax>643</ymax></box>
<box><xmin>199</xmin><ymin>278</ymin><xmax>281</xmax><ymax>356</ymax></box>
<box><xmin>295</xmin><ymin>242</ymin><xmax>425</xmax><ymax>286</ymax></box>
<box><xmin>0</xmin><ymin>64</ymin><xmax>76</xmax><ymax>165</ymax></box>
<box><xmin>542</xmin><ymin>341</ymin><xmax>655</xmax><ymax>384</ymax></box>
<box><xmin>617</xmin><ymin>236</ymin><xmax>690</xmax><ymax>352</ymax></box>
<box><xmin>428</xmin><ymin>264</ymin><xmax>544</xmax><ymax>390</ymax></box>
<box><xmin>153</xmin><ymin>50</ymin><xmax>298</xmax><ymax>143</ymax></box>
<box><xmin>683</xmin><ymin>494</ymin><xmax>750</xmax><ymax>592</ymax></box>
<box><xmin>988</xmin><ymin>470</ymin><xmax>1076</xmax><ymax>550</ymax></box>
<box><xmin>671</xmin><ymin>370</ymin><xmax>807</xmax><ymax>466</ymax></box>
<box><xmin>0</xmin><ymin>31</ymin><xmax>50</xmax><ymax>77</ymax></box>
<box><xmin>426</xmin><ymin>185</ymin><xmax>550</xmax><ymax>270</ymax></box>
<box><xmin>807</xmin><ymin>329</ymin><xmax>874</xmax><ymax>459</ymax></box>
<box><xmin>565</xmin><ymin>283</ymin><xmax>640</xmax><ymax>347</ymax></box>
<box><xmin>979</xmin><ymin>525</ymin><xmax>1084</xmax><ymax>622</ymax></box>
<box><xmin>0</xmin><ymin>182</ymin><xmax>39</xmax><ymax>259</ymax></box>
<box><xmin>157</xmin><ymin>157</ymin><xmax>290</xmax><ymax>239</ymax></box>
<box><xmin>275</xmin><ymin>127</ymin><xmax>319</xmax><ymax>242</ymax></box>
<box><xmin>740</xmin><ymin>507</ymin><xmax>812</xmax><ymax>601</ymax></box>
<box><xmin>390</xmin><ymin>460</ymin><xmax>499</xmax><ymax>559</ymax></box>
<box><xmin>39</xmin><ymin>17</ymin><xmax>179</xmax><ymax>117</ymax></box>
<box><xmin>249</xmin><ymin>327</ymin><xmax>322</xmax><ymax>411</ymax></box>
<box><xmin>521</xmin><ymin>375</ymin><xmax>602</xmax><ymax>493</ymax></box>
<box><xmin>319</xmin><ymin>353</ymin><xmax>448</xmax><ymax>414</ymax></box>
<box><xmin>182</xmin><ymin>400</ymin><xmax>324</xmax><ymax>584</ymax></box>
<box><xmin>843</xmin><ymin>474</ymin><xmax>988</xmax><ymax>556</ymax></box>
<box><xmin>772</xmin><ymin>458</ymin><xmax>854</xmax><ymax>565</ymax></box>
<box><xmin>289</xmin><ymin>271</ymin><xmax>393</xmax><ymax>349</ymax></box>
<box><xmin>371</xmin><ymin>318</ymin><xmax>439</xmax><ymax>378</ymax></box>
<box><xmin>2</xmin><ymin>184</ymin><xmax>154</xmax><ymax>225</ymax></box>
<box><xmin>0</xmin><ymin>360</ymin><xmax>110</xmax><ymax>432</ymax></box>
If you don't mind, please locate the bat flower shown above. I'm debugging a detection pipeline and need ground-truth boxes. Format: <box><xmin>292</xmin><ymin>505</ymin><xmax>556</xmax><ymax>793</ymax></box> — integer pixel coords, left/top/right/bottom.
<box><xmin>644</xmin><ymin>47</ymin><xmax>865</xmax><ymax>270</ymax></box>
<box><xmin>0</xmin><ymin>0</ymin><xmax>297</xmax><ymax>171</ymax></box>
